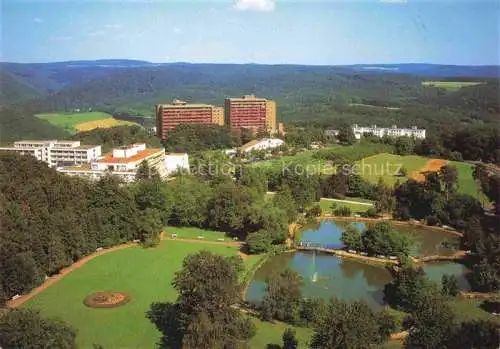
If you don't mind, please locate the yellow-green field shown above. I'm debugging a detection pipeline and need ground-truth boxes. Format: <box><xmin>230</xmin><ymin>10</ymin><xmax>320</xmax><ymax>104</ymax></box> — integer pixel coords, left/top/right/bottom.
<box><xmin>36</xmin><ymin>112</ymin><xmax>137</xmax><ymax>134</ymax></box>
<box><xmin>356</xmin><ymin>153</ymin><xmax>429</xmax><ymax>186</ymax></box>
<box><xmin>422</xmin><ymin>81</ymin><xmax>483</xmax><ymax>90</ymax></box>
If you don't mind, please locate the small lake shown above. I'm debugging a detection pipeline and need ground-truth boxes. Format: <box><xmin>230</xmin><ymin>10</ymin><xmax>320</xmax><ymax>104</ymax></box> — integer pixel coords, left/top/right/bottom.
<box><xmin>246</xmin><ymin>220</ymin><xmax>470</xmax><ymax>308</ymax></box>
<box><xmin>300</xmin><ymin>220</ymin><xmax>460</xmax><ymax>257</ymax></box>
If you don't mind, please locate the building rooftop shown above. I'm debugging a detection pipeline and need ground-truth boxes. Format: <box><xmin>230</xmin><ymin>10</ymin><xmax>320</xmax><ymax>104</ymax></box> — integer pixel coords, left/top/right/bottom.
<box><xmin>226</xmin><ymin>94</ymin><xmax>268</xmax><ymax>102</ymax></box>
<box><xmin>96</xmin><ymin>148</ymin><xmax>163</xmax><ymax>164</ymax></box>
<box><xmin>59</xmin><ymin>163</ymin><xmax>92</xmax><ymax>171</ymax></box>
<box><xmin>158</xmin><ymin>101</ymin><xmax>216</xmax><ymax>108</ymax></box>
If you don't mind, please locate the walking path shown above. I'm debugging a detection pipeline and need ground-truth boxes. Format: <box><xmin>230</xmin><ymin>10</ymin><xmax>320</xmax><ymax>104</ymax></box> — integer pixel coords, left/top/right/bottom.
<box><xmin>7</xmin><ymin>237</ymin><xmax>242</xmax><ymax>308</ymax></box>
<box><xmin>320</xmin><ymin>198</ymin><xmax>374</xmax><ymax>206</ymax></box>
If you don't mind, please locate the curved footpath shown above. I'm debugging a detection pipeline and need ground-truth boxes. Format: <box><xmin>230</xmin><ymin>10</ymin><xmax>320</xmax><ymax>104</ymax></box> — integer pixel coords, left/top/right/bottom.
<box><xmin>7</xmin><ymin>237</ymin><xmax>242</xmax><ymax>308</ymax></box>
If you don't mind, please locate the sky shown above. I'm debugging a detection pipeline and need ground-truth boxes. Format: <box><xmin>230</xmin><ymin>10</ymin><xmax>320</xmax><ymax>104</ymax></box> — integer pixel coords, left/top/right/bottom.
<box><xmin>1</xmin><ymin>0</ymin><xmax>499</xmax><ymax>65</ymax></box>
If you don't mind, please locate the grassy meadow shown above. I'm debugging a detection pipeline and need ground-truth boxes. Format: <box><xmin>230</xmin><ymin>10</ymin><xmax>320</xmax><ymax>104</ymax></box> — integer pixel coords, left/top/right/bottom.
<box><xmin>319</xmin><ymin>198</ymin><xmax>374</xmax><ymax>214</ymax></box>
<box><xmin>422</xmin><ymin>81</ymin><xmax>483</xmax><ymax>90</ymax></box>
<box><xmin>356</xmin><ymin>153</ymin><xmax>429</xmax><ymax>186</ymax></box>
<box><xmin>24</xmin><ymin>240</ymin><xmax>262</xmax><ymax>348</ymax></box>
<box><xmin>36</xmin><ymin>112</ymin><xmax>137</xmax><ymax>134</ymax></box>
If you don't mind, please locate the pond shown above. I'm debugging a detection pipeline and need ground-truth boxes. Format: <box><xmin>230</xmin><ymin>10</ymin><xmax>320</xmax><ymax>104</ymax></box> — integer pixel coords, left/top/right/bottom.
<box><xmin>246</xmin><ymin>220</ymin><xmax>471</xmax><ymax>308</ymax></box>
<box><xmin>299</xmin><ymin>220</ymin><xmax>460</xmax><ymax>257</ymax></box>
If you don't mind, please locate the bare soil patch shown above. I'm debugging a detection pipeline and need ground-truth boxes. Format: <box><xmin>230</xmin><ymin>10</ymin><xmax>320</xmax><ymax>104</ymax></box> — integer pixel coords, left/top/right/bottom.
<box><xmin>83</xmin><ymin>291</ymin><xmax>130</xmax><ymax>308</ymax></box>
<box><xmin>409</xmin><ymin>159</ymin><xmax>448</xmax><ymax>182</ymax></box>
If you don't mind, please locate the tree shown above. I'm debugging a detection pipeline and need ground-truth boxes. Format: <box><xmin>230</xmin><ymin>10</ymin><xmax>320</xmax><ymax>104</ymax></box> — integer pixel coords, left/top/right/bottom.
<box><xmin>282</xmin><ymin>328</ymin><xmax>298</xmax><ymax>349</ymax></box>
<box><xmin>341</xmin><ymin>225</ymin><xmax>363</xmax><ymax>251</ymax></box>
<box><xmin>136</xmin><ymin>160</ymin><xmax>160</xmax><ymax>181</ymax></box>
<box><xmin>404</xmin><ymin>295</ymin><xmax>456</xmax><ymax>349</ymax></box>
<box><xmin>383</xmin><ymin>266</ymin><xmax>440</xmax><ymax>312</ymax></box>
<box><xmin>441</xmin><ymin>274</ymin><xmax>460</xmax><ymax>297</ymax></box>
<box><xmin>439</xmin><ymin>165</ymin><xmax>458</xmax><ymax>199</ymax></box>
<box><xmin>0</xmin><ymin>309</ymin><xmax>76</xmax><ymax>349</ymax></box>
<box><xmin>246</xmin><ymin>230</ymin><xmax>272</xmax><ymax>254</ymax></box>
<box><xmin>310</xmin><ymin>299</ymin><xmax>395</xmax><ymax>349</ymax></box>
<box><xmin>337</xmin><ymin>125</ymin><xmax>356</xmax><ymax>145</ymax></box>
<box><xmin>273</xmin><ymin>186</ymin><xmax>299</xmax><ymax>223</ymax></box>
<box><xmin>136</xmin><ymin>208</ymin><xmax>163</xmax><ymax>246</ymax></box>
<box><xmin>448</xmin><ymin>320</ymin><xmax>500</xmax><ymax>349</ymax></box>
<box><xmin>147</xmin><ymin>251</ymin><xmax>255</xmax><ymax>349</ymax></box>
<box><xmin>394</xmin><ymin>136</ymin><xmax>415</xmax><ymax>155</ymax></box>
<box><xmin>261</xmin><ymin>268</ymin><xmax>303</xmax><ymax>324</ymax></box>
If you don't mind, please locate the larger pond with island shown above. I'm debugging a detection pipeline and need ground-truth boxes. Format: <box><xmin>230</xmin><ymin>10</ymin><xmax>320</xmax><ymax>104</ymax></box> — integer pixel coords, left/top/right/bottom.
<box><xmin>246</xmin><ymin>220</ymin><xmax>471</xmax><ymax>309</ymax></box>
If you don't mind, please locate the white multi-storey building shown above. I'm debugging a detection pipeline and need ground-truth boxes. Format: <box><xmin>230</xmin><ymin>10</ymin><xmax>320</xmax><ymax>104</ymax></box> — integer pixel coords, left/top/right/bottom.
<box><xmin>352</xmin><ymin>125</ymin><xmax>426</xmax><ymax>140</ymax></box>
<box><xmin>0</xmin><ymin>140</ymin><xmax>102</xmax><ymax>167</ymax></box>
<box><xmin>57</xmin><ymin>143</ymin><xmax>167</xmax><ymax>182</ymax></box>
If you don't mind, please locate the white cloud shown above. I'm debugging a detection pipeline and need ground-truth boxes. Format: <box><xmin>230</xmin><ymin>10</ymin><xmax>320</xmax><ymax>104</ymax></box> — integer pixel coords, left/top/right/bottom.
<box><xmin>88</xmin><ymin>30</ymin><xmax>106</xmax><ymax>37</ymax></box>
<box><xmin>33</xmin><ymin>17</ymin><xmax>44</xmax><ymax>23</ymax></box>
<box><xmin>172</xmin><ymin>26</ymin><xmax>182</xmax><ymax>35</ymax></box>
<box><xmin>49</xmin><ymin>36</ymin><xmax>73</xmax><ymax>42</ymax></box>
<box><xmin>234</xmin><ymin>0</ymin><xmax>275</xmax><ymax>12</ymax></box>
<box><xmin>105</xmin><ymin>24</ymin><xmax>122</xmax><ymax>29</ymax></box>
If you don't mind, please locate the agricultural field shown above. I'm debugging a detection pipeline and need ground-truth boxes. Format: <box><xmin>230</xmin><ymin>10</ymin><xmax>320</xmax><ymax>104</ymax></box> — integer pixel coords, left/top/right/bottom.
<box><xmin>356</xmin><ymin>153</ymin><xmax>429</xmax><ymax>186</ymax></box>
<box><xmin>36</xmin><ymin>112</ymin><xmax>137</xmax><ymax>134</ymax></box>
<box><xmin>422</xmin><ymin>81</ymin><xmax>483</xmax><ymax>90</ymax></box>
<box><xmin>24</xmin><ymin>239</ymin><xmax>266</xmax><ymax>348</ymax></box>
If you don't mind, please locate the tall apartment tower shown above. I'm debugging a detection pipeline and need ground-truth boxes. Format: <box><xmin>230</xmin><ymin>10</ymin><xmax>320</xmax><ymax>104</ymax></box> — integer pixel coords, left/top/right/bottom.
<box><xmin>155</xmin><ymin>100</ymin><xmax>224</xmax><ymax>139</ymax></box>
<box><xmin>224</xmin><ymin>95</ymin><xmax>277</xmax><ymax>134</ymax></box>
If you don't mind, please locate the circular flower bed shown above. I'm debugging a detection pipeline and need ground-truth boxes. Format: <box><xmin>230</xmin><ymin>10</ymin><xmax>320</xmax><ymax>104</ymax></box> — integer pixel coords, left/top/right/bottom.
<box><xmin>83</xmin><ymin>291</ymin><xmax>130</xmax><ymax>308</ymax></box>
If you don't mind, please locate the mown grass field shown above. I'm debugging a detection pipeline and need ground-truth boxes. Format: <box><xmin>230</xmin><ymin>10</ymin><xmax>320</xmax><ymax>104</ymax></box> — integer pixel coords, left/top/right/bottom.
<box><xmin>422</xmin><ymin>81</ymin><xmax>483</xmax><ymax>90</ymax></box>
<box><xmin>253</xmin><ymin>142</ymin><xmax>393</xmax><ymax>175</ymax></box>
<box><xmin>319</xmin><ymin>198</ymin><xmax>374</xmax><ymax>214</ymax></box>
<box><xmin>356</xmin><ymin>153</ymin><xmax>429</xmax><ymax>186</ymax></box>
<box><xmin>24</xmin><ymin>240</ymin><xmax>262</xmax><ymax>349</ymax></box>
<box><xmin>36</xmin><ymin>112</ymin><xmax>137</xmax><ymax>134</ymax></box>
<box><xmin>163</xmin><ymin>225</ymin><xmax>229</xmax><ymax>241</ymax></box>
<box><xmin>357</xmin><ymin>154</ymin><xmax>488</xmax><ymax>202</ymax></box>
<box><xmin>449</xmin><ymin>161</ymin><xmax>490</xmax><ymax>203</ymax></box>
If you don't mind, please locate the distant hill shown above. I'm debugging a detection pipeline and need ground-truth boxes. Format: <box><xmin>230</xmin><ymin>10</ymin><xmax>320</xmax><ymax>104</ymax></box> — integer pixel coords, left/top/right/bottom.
<box><xmin>0</xmin><ymin>72</ymin><xmax>41</xmax><ymax>104</ymax></box>
<box><xmin>344</xmin><ymin>63</ymin><xmax>499</xmax><ymax>79</ymax></box>
<box><xmin>1</xmin><ymin>61</ymin><xmax>498</xmax><ymax>134</ymax></box>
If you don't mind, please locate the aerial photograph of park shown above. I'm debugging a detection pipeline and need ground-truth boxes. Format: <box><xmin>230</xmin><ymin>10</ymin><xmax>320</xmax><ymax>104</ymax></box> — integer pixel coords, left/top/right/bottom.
<box><xmin>0</xmin><ymin>0</ymin><xmax>499</xmax><ymax>348</ymax></box>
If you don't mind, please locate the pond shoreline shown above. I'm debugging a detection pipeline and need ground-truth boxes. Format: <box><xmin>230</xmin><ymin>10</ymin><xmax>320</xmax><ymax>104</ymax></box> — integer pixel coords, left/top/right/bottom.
<box><xmin>320</xmin><ymin>215</ymin><xmax>464</xmax><ymax>237</ymax></box>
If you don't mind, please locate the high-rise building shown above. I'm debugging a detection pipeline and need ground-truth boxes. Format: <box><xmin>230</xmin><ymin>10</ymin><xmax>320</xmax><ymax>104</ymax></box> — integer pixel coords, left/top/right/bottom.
<box><xmin>224</xmin><ymin>95</ymin><xmax>277</xmax><ymax>134</ymax></box>
<box><xmin>155</xmin><ymin>100</ymin><xmax>224</xmax><ymax>139</ymax></box>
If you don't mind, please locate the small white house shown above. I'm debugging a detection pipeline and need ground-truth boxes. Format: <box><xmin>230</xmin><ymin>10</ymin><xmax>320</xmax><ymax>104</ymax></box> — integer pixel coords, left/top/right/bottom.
<box><xmin>165</xmin><ymin>153</ymin><xmax>190</xmax><ymax>175</ymax></box>
<box><xmin>240</xmin><ymin>138</ymin><xmax>285</xmax><ymax>153</ymax></box>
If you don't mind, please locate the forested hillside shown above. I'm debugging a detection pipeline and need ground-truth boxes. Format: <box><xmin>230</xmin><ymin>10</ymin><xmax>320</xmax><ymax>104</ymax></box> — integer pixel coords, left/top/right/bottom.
<box><xmin>0</xmin><ymin>107</ymin><xmax>69</xmax><ymax>144</ymax></box>
<box><xmin>0</xmin><ymin>73</ymin><xmax>41</xmax><ymax>105</ymax></box>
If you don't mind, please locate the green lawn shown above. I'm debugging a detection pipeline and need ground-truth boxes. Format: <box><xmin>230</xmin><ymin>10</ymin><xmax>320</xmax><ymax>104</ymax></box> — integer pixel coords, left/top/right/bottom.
<box><xmin>250</xmin><ymin>318</ymin><xmax>313</xmax><ymax>348</ymax></box>
<box><xmin>319</xmin><ymin>198</ymin><xmax>374</xmax><ymax>214</ymax></box>
<box><xmin>24</xmin><ymin>240</ymin><xmax>252</xmax><ymax>348</ymax></box>
<box><xmin>422</xmin><ymin>81</ymin><xmax>483</xmax><ymax>90</ymax></box>
<box><xmin>356</xmin><ymin>153</ymin><xmax>429</xmax><ymax>186</ymax></box>
<box><xmin>253</xmin><ymin>142</ymin><xmax>393</xmax><ymax>175</ymax></box>
<box><xmin>163</xmin><ymin>225</ymin><xmax>230</xmax><ymax>241</ymax></box>
<box><xmin>449</xmin><ymin>161</ymin><xmax>490</xmax><ymax>203</ymax></box>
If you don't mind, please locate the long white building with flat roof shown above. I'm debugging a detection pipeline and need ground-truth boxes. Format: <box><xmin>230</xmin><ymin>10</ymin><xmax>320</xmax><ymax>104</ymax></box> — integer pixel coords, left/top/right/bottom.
<box><xmin>0</xmin><ymin>140</ymin><xmax>101</xmax><ymax>167</ymax></box>
<box><xmin>57</xmin><ymin>143</ymin><xmax>167</xmax><ymax>182</ymax></box>
<box><xmin>352</xmin><ymin>124</ymin><xmax>426</xmax><ymax>140</ymax></box>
